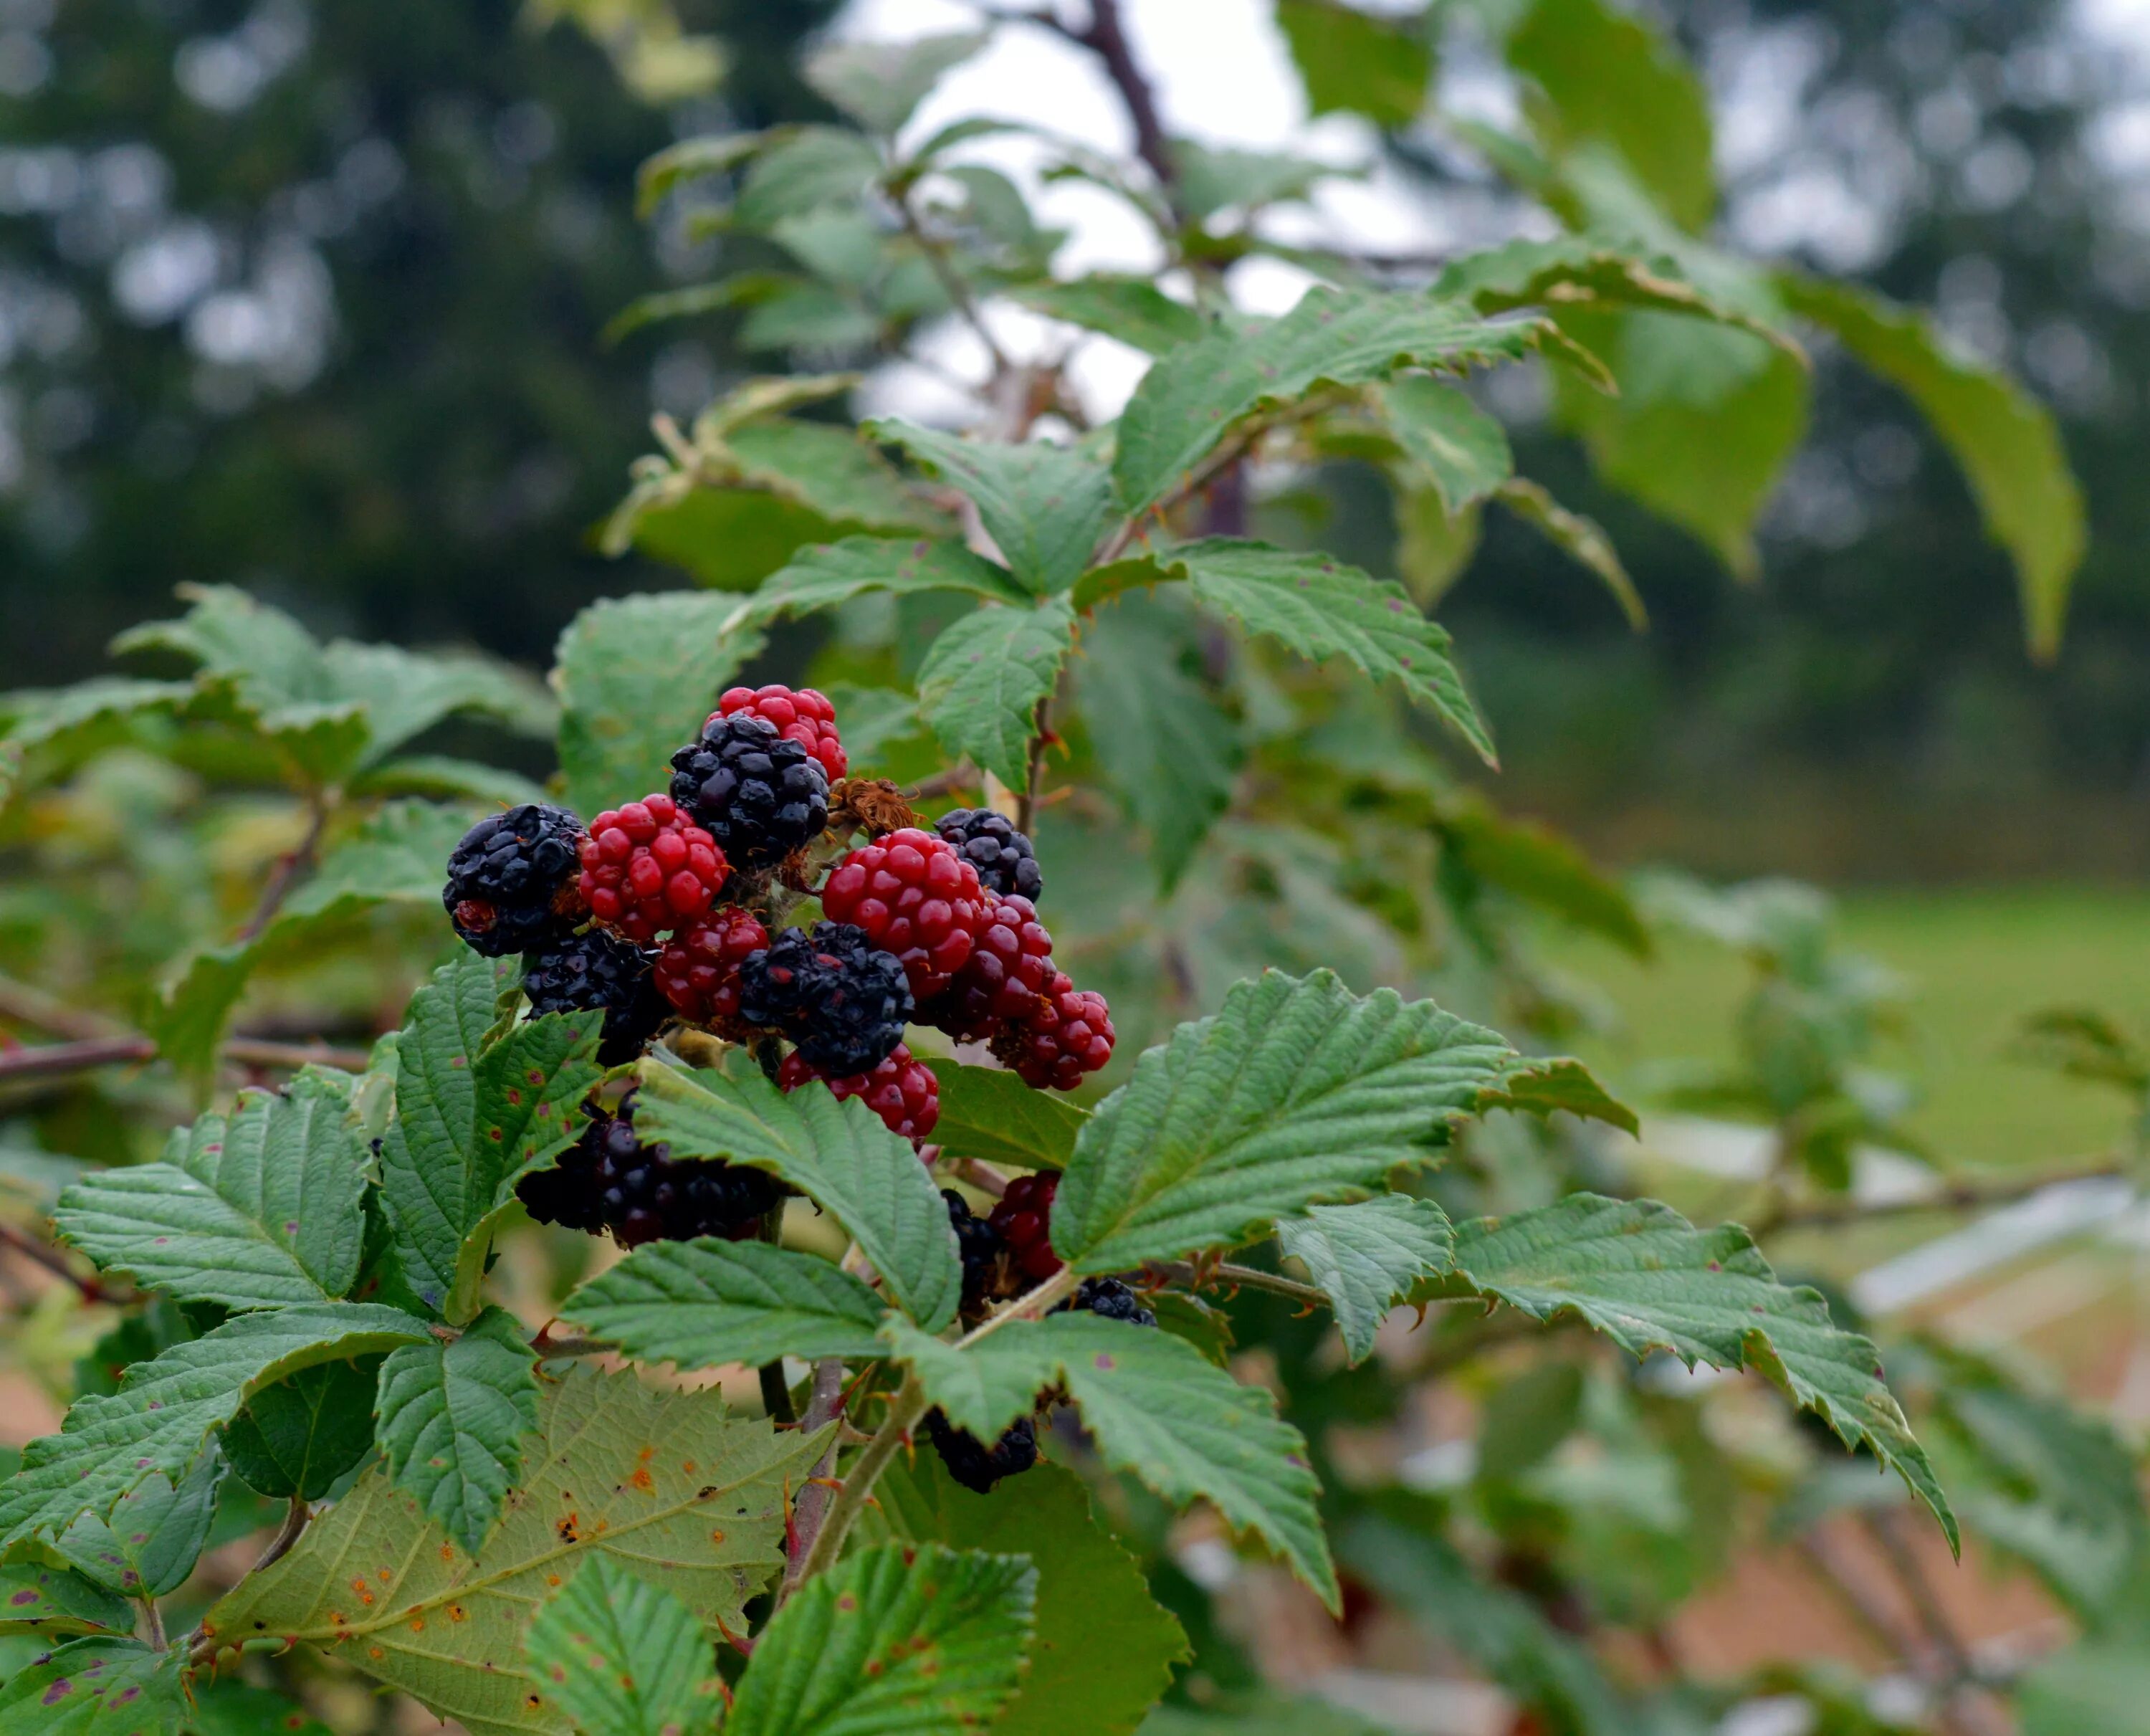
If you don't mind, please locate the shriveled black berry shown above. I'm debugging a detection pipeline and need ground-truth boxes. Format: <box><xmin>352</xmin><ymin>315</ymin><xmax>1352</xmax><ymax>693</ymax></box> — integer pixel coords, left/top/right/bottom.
<box><xmin>669</xmin><ymin>714</ymin><xmax>828</xmax><ymax>869</ymax></box>
<box><xmin>945</xmin><ymin>1189</ymin><xmax>1006</xmax><ymax>1317</ymax></box>
<box><xmin>1066</xmin><ymin>1276</ymin><xmax>1155</xmax><ymax>1328</ymax></box>
<box><xmin>443</xmin><ymin>803</ymin><xmax>586</xmax><ymax>955</ymax></box>
<box><xmin>737</xmin><ymin>922</ymin><xmax>912</xmax><ymax>1075</ymax></box>
<box><xmin>924</xmin><ymin>1409</ymin><xmax>1038</xmax><ymax>1494</ymax></box>
<box><xmin>935</xmin><ymin>809</ymin><xmax>1042</xmax><ymax>900</ymax></box>
<box><xmin>520</xmin><ymin>1093</ymin><xmax>780</xmax><ymax>1248</ymax></box>
<box><xmin>522</xmin><ymin>930</ymin><xmax>669</xmax><ymax>1067</ymax></box>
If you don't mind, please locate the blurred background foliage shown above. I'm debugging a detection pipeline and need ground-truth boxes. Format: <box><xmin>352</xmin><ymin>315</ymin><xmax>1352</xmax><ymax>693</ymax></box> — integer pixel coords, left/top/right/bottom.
<box><xmin>6</xmin><ymin>0</ymin><xmax>2150</xmax><ymax>878</ymax></box>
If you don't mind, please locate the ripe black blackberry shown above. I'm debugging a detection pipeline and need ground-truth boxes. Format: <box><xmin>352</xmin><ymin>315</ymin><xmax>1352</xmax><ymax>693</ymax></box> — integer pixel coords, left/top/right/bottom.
<box><xmin>522</xmin><ymin>930</ymin><xmax>669</xmax><ymax>1066</ymax></box>
<box><xmin>944</xmin><ymin>1189</ymin><xmax>1007</xmax><ymax>1317</ymax></box>
<box><xmin>934</xmin><ymin>809</ymin><xmax>1043</xmax><ymax>900</ymax></box>
<box><xmin>519</xmin><ymin>1094</ymin><xmax>780</xmax><ymax>1248</ymax></box>
<box><xmin>443</xmin><ymin>803</ymin><xmax>586</xmax><ymax>956</ymax></box>
<box><xmin>1065</xmin><ymin>1277</ymin><xmax>1156</xmax><ymax>1328</ymax></box>
<box><xmin>924</xmin><ymin>1409</ymin><xmax>1038</xmax><ymax>1494</ymax></box>
<box><xmin>737</xmin><ymin>922</ymin><xmax>913</xmax><ymax>1075</ymax></box>
<box><xmin>669</xmin><ymin>714</ymin><xmax>829</xmax><ymax>869</ymax></box>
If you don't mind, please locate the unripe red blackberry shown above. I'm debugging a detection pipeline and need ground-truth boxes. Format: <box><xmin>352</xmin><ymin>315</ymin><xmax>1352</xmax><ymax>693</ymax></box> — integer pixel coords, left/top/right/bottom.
<box><xmin>925</xmin><ymin>894</ymin><xmax>1055</xmax><ymax>1041</ymax></box>
<box><xmin>818</xmin><ymin>827</ymin><xmax>986</xmax><ymax>1000</ymax></box>
<box><xmin>716</xmin><ymin>685</ymin><xmax>846</xmax><ymax>782</ymax></box>
<box><xmin>442</xmin><ymin>803</ymin><xmax>587</xmax><ymax>956</ymax></box>
<box><xmin>993</xmin><ymin>976</ymin><xmax>1114</xmax><ymax>1091</ymax></box>
<box><xmin>924</xmin><ymin>1409</ymin><xmax>1038</xmax><ymax>1494</ymax></box>
<box><xmin>522</xmin><ymin>930</ymin><xmax>669</xmax><ymax>1066</ymax></box>
<box><xmin>577</xmin><ymin>795</ymin><xmax>729</xmax><ymax>945</ymax></box>
<box><xmin>737</xmin><ymin>922</ymin><xmax>914</xmax><ymax>1076</ymax></box>
<box><xmin>669</xmin><ymin>713</ymin><xmax>829</xmax><ymax>869</ymax></box>
<box><xmin>778</xmin><ymin>1043</ymin><xmax>940</xmax><ymax>1143</ymax></box>
<box><xmin>987</xmin><ymin>1170</ymin><xmax>1061</xmax><ymax>1282</ymax></box>
<box><xmin>933</xmin><ymin>809</ymin><xmax>1042</xmax><ymax>900</ymax></box>
<box><xmin>654</xmin><ymin>909</ymin><xmax>769</xmax><ymax>1029</ymax></box>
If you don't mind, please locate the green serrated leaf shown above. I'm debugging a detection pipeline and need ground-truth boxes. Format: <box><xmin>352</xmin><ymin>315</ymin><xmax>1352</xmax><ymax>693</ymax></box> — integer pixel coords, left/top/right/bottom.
<box><xmin>631</xmin><ymin>1060</ymin><xmax>961</xmax><ymax>1332</ymax></box>
<box><xmin>55</xmin><ymin>1074</ymin><xmax>368</xmax><ymax>1309</ymax></box>
<box><xmin>1433</xmin><ymin>788</ymin><xmax>1650</xmax><ymax>957</ymax></box>
<box><xmin>804</xmin><ymin>30</ymin><xmax>985</xmax><ymax>135</ymax></box>
<box><xmin>1777</xmin><ymin>272</ymin><xmax>2084</xmax><ymax>662</ymax></box>
<box><xmin>380</xmin><ymin>958</ymin><xmax>601</xmax><ymax>1318</ymax></box>
<box><xmin>221</xmin><ymin>1356</ymin><xmax>384</xmax><ymax>1502</ymax></box>
<box><xmin>54</xmin><ymin>1443</ymin><xmax>225</xmax><ymax>1598</ymax></box>
<box><xmin>0</xmin><ymin>1562</ymin><xmax>134</xmax><ymax>1639</ymax></box>
<box><xmin>1144</xmin><ymin>538</ymin><xmax>1494</xmax><ymax>765</ymax></box>
<box><xmin>728</xmin><ymin>420</ymin><xmax>938</xmax><ymax>532</ymax></box>
<box><xmin>525</xmin><ymin>1556</ymin><xmax>722</xmax><ymax>1736</ymax></box>
<box><xmin>877</xmin><ymin>1456</ymin><xmax>1186</xmax><ymax>1736</ymax></box>
<box><xmin>1372</xmin><ymin>377</ymin><xmax>1512</xmax><ymax>513</ymax></box>
<box><xmin>1113</xmin><ymin>285</ymin><xmax>1552</xmax><ymax>516</ymax></box>
<box><xmin>1423</xmin><ymin>1194</ymin><xmax>1956</xmax><ymax>1552</ymax></box>
<box><xmin>1077</xmin><ymin>598</ymin><xmax>1241</xmax><ymax>891</ymax></box>
<box><xmin>732</xmin><ymin>127</ymin><xmax>883</xmax><ymax>229</ymax></box>
<box><xmin>1474</xmin><ymin>1056</ymin><xmax>1638</xmax><ymax>1134</ymax></box>
<box><xmin>922</xmin><ymin>1062</ymin><xmax>1089</xmax><ymax>1172</ymax></box>
<box><xmin>0</xmin><ymin>1303</ymin><xmax>431</xmax><ymax>1550</ymax></box>
<box><xmin>0</xmin><ymin>678</ymin><xmax>192</xmax><ymax>809</ymax></box>
<box><xmin>1051</xmin><ymin>969</ymin><xmax>1519</xmax><ymax>1272</ymax></box>
<box><xmin>1276</xmin><ymin>0</ymin><xmax>1431</xmax><ymax>128</ymax></box>
<box><xmin>727</xmin><ymin>1542</ymin><xmax>1036</xmax><ymax>1736</ymax></box>
<box><xmin>376</xmin><ymin>1307</ymin><xmax>539</xmax><ymax>1556</ymax></box>
<box><xmin>916</xmin><ymin>600</ymin><xmax>1076</xmax><ymax>791</ymax></box>
<box><xmin>869</xmin><ymin>422</ymin><xmax>1113</xmax><ymax>596</ymax></box>
<box><xmin>564</xmin><ymin>1239</ymin><xmax>889</xmax><ymax>1370</ymax></box>
<box><xmin>882</xmin><ymin>1315</ymin><xmax>1337</xmax><ymax>1610</ymax></box>
<box><xmin>554</xmin><ymin>593</ymin><xmax>768</xmax><ymax>824</ymax></box>
<box><xmin>1008</xmin><ymin>279</ymin><xmax>1205</xmax><ymax>358</ymax></box>
<box><xmin>205</xmin><ymin>1366</ymin><xmax>828</xmax><ymax>1736</ymax></box>
<box><xmin>0</xmin><ymin>1638</ymin><xmax>184</xmax><ymax>1735</ymax></box>
<box><xmin>1276</xmin><ymin>1196</ymin><xmax>1455</xmax><ymax>1366</ymax></box>
<box><xmin>733</xmin><ymin>535</ymin><xmax>1033</xmax><ymax>631</ymax></box>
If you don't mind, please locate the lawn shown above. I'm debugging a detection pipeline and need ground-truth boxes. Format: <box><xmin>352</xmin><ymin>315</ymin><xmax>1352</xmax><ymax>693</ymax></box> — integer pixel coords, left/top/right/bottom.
<box><xmin>1542</xmin><ymin>884</ymin><xmax>2150</xmax><ymax>1171</ymax></box>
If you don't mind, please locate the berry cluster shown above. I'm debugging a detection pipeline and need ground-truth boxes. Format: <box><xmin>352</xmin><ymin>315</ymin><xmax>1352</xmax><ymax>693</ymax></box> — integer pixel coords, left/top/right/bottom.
<box><xmin>440</xmin><ymin>684</ymin><xmax>1114</xmax><ymax>1271</ymax></box>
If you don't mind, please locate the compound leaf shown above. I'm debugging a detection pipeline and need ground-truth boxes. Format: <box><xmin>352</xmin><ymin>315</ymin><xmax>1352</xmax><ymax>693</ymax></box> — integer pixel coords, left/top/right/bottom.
<box><xmin>203</xmin><ymin>1366</ymin><xmax>827</xmax><ymax>1736</ymax></box>
<box><xmin>1050</xmin><ymin>969</ymin><xmax>1523</xmax><ymax>1272</ymax></box>
<box><xmin>525</xmin><ymin>1555</ymin><xmax>723</xmax><ymax>1736</ymax></box>
<box><xmin>1425</xmin><ymin>1193</ymin><xmax>1957</xmax><ymax>1551</ymax></box>
<box><xmin>916</xmin><ymin>599</ymin><xmax>1076</xmax><ymax>791</ymax></box>
<box><xmin>1276</xmin><ymin>1196</ymin><xmax>1456</xmax><ymax>1366</ymax></box>
<box><xmin>376</xmin><ymin>1306</ymin><xmax>540</xmax><ymax>1556</ymax></box>
<box><xmin>631</xmin><ymin>1059</ymin><xmax>961</xmax><ymax>1332</ymax></box>
<box><xmin>726</xmin><ymin>1542</ymin><xmax>1036</xmax><ymax>1736</ymax></box>
<box><xmin>882</xmin><ymin>1314</ymin><xmax>1337</xmax><ymax>1610</ymax></box>
<box><xmin>564</xmin><ymin>1239</ymin><xmax>890</xmax><ymax>1371</ymax></box>
<box><xmin>870</xmin><ymin>421</ymin><xmax>1112</xmax><ymax>596</ymax></box>
<box><xmin>54</xmin><ymin>1074</ymin><xmax>369</xmax><ymax>1310</ymax></box>
<box><xmin>0</xmin><ymin>1303</ymin><xmax>431</xmax><ymax>1550</ymax></box>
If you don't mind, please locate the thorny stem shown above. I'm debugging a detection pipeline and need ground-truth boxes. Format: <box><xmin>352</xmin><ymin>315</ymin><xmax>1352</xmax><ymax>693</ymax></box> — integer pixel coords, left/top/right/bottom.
<box><xmin>1015</xmin><ymin>695</ymin><xmax>1053</xmax><ymax>835</ymax></box>
<box><xmin>795</xmin><ymin>1266</ymin><xmax>1082</xmax><ymax>1588</ymax></box>
<box><xmin>778</xmin><ymin>1358</ymin><xmax>851</xmax><ymax>1602</ymax></box>
<box><xmin>1148</xmin><ymin>1258</ymin><xmax>1327</xmax><ymax>1310</ymax></box>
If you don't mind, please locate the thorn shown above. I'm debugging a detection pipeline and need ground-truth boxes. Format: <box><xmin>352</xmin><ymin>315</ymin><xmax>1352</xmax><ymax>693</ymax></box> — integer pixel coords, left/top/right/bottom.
<box><xmin>806</xmin><ymin>1477</ymin><xmax>844</xmax><ymax>1494</ymax></box>
<box><xmin>781</xmin><ymin>1477</ymin><xmax>801</xmax><ymax>1559</ymax></box>
<box><xmin>712</xmin><ymin>1611</ymin><xmax>755</xmax><ymax>1659</ymax></box>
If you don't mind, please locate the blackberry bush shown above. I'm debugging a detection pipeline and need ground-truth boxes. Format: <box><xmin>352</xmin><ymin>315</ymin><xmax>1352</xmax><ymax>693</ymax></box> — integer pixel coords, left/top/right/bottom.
<box><xmin>988</xmin><ymin>1170</ymin><xmax>1061</xmax><ymax>1282</ymax></box>
<box><xmin>652</xmin><ymin>907</ymin><xmax>769</xmax><ymax>1029</ymax></box>
<box><xmin>669</xmin><ymin>712</ymin><xmax>829</xmax><ymax>869</ymax></box>
<box><xmin>521</xmin><ymin>1093</ymin><xmax>780</xmax><ymax>1249</ymax></box>
<box><xmin>819</xmin><ymin>826</ymin><xmax>986</xmax><ymax>999</ymax></box>
<box><xmin>934</xmin><ymin>809</ymin><xmax>1042</xmax><ymax>900</ymax></box>
<box><xmin>993</xmin><ymin>976</ymin><xmax>1115</xmax><ymax>1091</ymax></box>
<box><xmin>778</xmin><ymin>1042</ymin><xmax>940</xmax><ymax>1142</ymax></box>
<box><xmin>926</xmin><ymin>892</ymin><xmax>1055</xmax><ymax>1041</ymax></box>
<box><xmin>923</xmin><ymin>1410</ymin><xmax>1039</xmax><ymax>1496</ymax></box>
<box><xmin>716</xmin><ymin>684</ymin><xmax>847</xmax><ymax>782</ymax></box>
<box><xmin>577</xmin><ymin>794</ymin><xmax>729</xmax><ymax>945</ymax></box>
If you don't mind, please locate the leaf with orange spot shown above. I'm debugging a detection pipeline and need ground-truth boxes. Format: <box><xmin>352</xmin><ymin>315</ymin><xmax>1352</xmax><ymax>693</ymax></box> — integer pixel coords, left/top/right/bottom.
<box><xmin>205</xmin><ymin>1365</ymin><xmax>825</xmax><ymax>1736</ymax></box>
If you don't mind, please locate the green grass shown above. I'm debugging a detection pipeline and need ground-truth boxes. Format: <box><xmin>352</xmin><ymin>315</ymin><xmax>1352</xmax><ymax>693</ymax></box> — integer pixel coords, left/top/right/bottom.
<box><xmin>1541</xmin><ymin>885</ymin><xmax>2150</xmax><ymax>1170</ymax></box>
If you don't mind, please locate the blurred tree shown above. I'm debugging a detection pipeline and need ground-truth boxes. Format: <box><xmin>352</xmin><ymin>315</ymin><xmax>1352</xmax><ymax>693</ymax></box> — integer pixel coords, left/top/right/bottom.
<box><xmin>0</xmin><ymin>0</ymin><xmax>836</xmax><ymax>686</ymax></box>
